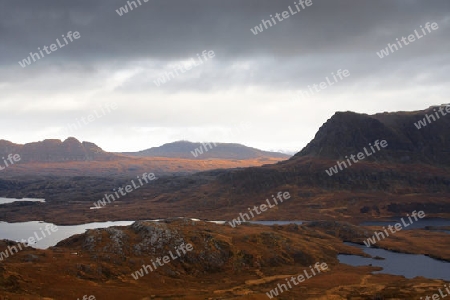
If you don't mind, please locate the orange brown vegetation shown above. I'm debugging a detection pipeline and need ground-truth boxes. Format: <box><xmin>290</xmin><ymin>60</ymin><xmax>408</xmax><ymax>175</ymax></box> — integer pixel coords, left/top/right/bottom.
<box><xmin>0</xmin><ymin>220</ymin><xmax>447</xmax><ymax>299</ymax></box>
<box><xmin>3</xmin><ymin>155</ymin><xmax>286</xmax><ymax>177</ymax></box>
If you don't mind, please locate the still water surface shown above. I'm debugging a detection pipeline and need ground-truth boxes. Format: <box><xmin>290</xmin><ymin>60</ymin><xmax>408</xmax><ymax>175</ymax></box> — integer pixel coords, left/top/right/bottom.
<box><xmin>360</xmin><ymin>218</ymin><xmax>450</xmax><ymax>230</ymax></box>
<box><xmin>338</xmin><ymin>242</ymin><xmax>450</xmax><ymax>281</ymax></box>
<box><xmin>0</xmin><ymin>197</ymin><xmax>45</xmax><ymax>205</ymax></box>
<box><xmin>0</xmin><ymin>221</ymin><xmax>133</xmax><ymax>249</ymax></box>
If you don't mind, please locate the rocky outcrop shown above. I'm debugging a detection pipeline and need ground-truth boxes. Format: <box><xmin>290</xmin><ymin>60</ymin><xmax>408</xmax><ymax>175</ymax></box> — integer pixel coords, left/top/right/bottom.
<box><xmin>297</xmin><ymin>106</ymin><xmax>450</xmax><ymax>166</ymax></box>
<box><xmin>0</xmin><ymin>137</ymin><xmax>116</xmax><ymax>162</ymax></box>
<box><xmin>55</xmin><ymin>219</ymin><xmax>341</xmax><ymax>278</ymax></box>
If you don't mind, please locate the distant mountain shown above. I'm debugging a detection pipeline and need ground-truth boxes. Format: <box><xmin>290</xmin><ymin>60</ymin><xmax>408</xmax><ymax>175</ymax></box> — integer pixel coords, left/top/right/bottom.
<box><xmin>0</xmin><ymin>138</ymin><xmax>289</xmax><ymax>177</ymax></box>
<box><xmin>297</xmin><ymin>105</ymin><xmax>450</xmax><ymax>166</ymax></box>
<box><xmin>1</xmin><ymin>106</ymin><xmax>449</xmax><ymax>223</ymax></box>
<box><xmin>0</xmin><ymin>137</ymin><xmax>116</xmax><ymax>162</ymax></box>
<box><xmin>93</xmin><ymin>105</ymin><xmax>449</xmax><ymax>222</ymax></box>
<box><xmin>121</xmin><ymin>141</ymin><xmax>291</xmax><ymax>160</ymax></box>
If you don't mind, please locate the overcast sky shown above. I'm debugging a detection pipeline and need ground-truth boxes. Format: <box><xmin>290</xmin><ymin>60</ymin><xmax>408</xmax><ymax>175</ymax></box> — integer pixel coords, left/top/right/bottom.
<box><xmin>1</xmin><ymin>0</ymin><xmax>449</xmax><ymax>153</ymax></box>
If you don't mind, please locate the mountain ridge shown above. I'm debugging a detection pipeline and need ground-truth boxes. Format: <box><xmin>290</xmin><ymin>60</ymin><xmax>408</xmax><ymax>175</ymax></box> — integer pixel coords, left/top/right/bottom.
<box><xmin>296</xmin><ymin>105</ymin><xmax>450</xmax><ymax>166</ymax></box>
<box><xmin>0</xmin><ymin>106</ymin><xmax>449</xmax><ymax>224</ymax></box>
<box><xmin>0</xmin><ymin>137</ymin><xmax>115</xmax><ymax>162</ymax></box>
<box><xmin>0</xmin><ymin>138</ymin><xmax>289</xmax><ymax>176</ymax></box>
<box><xmin>121</xmin><ymin>140</ymin><xmax>290</xmax><ymax>160</ymax></box>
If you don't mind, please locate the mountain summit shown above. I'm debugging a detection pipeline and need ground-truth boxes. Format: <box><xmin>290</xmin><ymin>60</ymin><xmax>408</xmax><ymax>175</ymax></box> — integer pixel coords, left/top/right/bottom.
<box><xmin>296</xmin><ymin>106</ymin><xmax>450</xmax><ymax>166</ymax></box>
<box><xmin>0</xmin><ymin>137</ymin><xmax>115</xmax><ymax>162</ymax></box>
<box><xmin>122</xmin><ymin>141</ymin><xmax>290</xmax><ymax>160</ymax></box>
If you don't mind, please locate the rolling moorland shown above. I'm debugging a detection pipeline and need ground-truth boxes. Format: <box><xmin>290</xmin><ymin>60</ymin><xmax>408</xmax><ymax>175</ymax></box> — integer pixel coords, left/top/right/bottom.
<box><xmin>0</xmin><ymin>105</ymin><xmax>449</xmax><ymax>224</ymax></box>
<box><xmin>0</xmin><ymin>105</ymin><xmax>449</xmax><ymax>299</ymax></box>
<box><xmin>0</xmin><ymin>139</ymin><xmax>289</xmax><ymax>177</ymax></box>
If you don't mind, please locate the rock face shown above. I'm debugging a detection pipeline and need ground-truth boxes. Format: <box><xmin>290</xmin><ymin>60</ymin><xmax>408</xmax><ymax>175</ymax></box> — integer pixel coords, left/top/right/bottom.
<box><xmin>0</xmin><ymin>137</ymin><xmax>116</xmax><ymax>162</ymax></box>
<box><xmin>60</xmin><ymin>219</ymin><xmax>235</xmax><ymax>276</ymax></box>
<box><xmin>56</xmin><ymin>219</ymin><xmax>340</xmax><ymax>279</ymax></box>
<box><xmin>123</xmin><ymin>140</ymin><xmax>290</xmax><ymax>160</ymax></box>
<box><xmin>0</xmin><ymin>221</ymin><xmax>447</xmax><ymax>300</ymax></box>
<box><xmin>296</xmin><ymin>105</ymin><xmax>450</xmax><ymax>166</ymax></box>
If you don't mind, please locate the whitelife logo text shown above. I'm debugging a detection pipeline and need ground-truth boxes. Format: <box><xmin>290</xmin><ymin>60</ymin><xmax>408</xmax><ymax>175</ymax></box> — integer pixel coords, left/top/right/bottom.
<box><xmin>92</xmin><ymin>172</ymin><xmax>157</xmax><ymax>208</ymax></box>
<box><xmin>376</xmin><ymin>22</ymin><xmax>439</xmax><ymax>59</ymax></box>
<box><xmin>325</xmin><ymin>140</ymin><xmax>388</xmax><ymax>176</ymax></box>
<box><xmin>131</xmin><ymin>243</ymin><xmax>193</xmax><ymax>280</ymax></box>
<box><xmin>229</xmin><ymin>192</ymin><xmax>291</xmax><ymax>228</ymax></box>
<box><xmin>363</xmin><ymin>210</ymin><xmax>426</xmax><ymax>247</ymax></box>
<box><xmin>266</xmin><ymin>262</ymin><xmax>328</xmax><ymax>298</ymax></box>
<box><xmin>0</xmin><ymin>154</ymin><xmax>21</xmax><ymax>171</ymax></box>
<box><xmin>18</xmin><ymin>31</ymin><xmax>81</xmax><ymax>68</ymax></box>
<box><xmin>250</xmin><ymin>0</ymin><xmax>313</xmax><ymax>35</ymax></box>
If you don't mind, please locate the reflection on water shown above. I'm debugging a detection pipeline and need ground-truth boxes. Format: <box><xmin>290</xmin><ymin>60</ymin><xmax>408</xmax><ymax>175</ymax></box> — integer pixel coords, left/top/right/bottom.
<box><xmin>360</xmin><ymin>218</ymin><xmax>450</xmax><ymax>230</ymax></box>
<box><xmin>0</xmin><ymin>221</ymin><xmax>133</xmax><ymax>249</ymax></box>
<box><xmin>0</xmin><ymin>197</ymin><xmax>45</xmax><ymax>205</ymax></box>
<box><xmin>338</xmin><ymin>242</ymin><xmax>450</xmax><ymax>280</ymax></box>
<box><xmin>248</xmin><ymin>220</ymin><xmax>304</xmax><ymax>225</ymax></box>
<box><xmin>0</xmin><ymin>219</ymin><xmax>304</xmax><ymax>249</ymax></box>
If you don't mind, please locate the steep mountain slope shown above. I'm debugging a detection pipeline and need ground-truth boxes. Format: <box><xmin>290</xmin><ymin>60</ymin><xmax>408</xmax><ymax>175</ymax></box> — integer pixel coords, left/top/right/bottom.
<box><xmin>297</xmin><ymin>105</ymin><xmax>450</xmax><ymax>165</ymax></box>
<box><xmin>122</xmin><ymin>140</ymin><xmax>290</xmax><ymax>160</ymax></box>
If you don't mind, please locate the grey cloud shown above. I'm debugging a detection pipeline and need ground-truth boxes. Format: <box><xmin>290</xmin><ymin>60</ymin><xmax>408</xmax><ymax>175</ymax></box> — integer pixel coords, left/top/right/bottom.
<box><xmin>1</xmin><ymin>0</ymin><xmax>450</xmax><ymax>66</ymax></box>
<box><xmin>1</xmin><ymin>0</ymin><xmax>449</xmax><ymax>152</ymax></box>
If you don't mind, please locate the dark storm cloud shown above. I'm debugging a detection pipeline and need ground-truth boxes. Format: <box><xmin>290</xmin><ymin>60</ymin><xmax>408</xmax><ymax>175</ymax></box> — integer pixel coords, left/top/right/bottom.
<box><xmin>1</xmin><ymin>0</ymin><xmax>449</xmax><ymax>66</ymax></box>
<box><xmin>1</xmin><ymin>0</ymin><xmax>449</xmax><ymax>152</ymax></box>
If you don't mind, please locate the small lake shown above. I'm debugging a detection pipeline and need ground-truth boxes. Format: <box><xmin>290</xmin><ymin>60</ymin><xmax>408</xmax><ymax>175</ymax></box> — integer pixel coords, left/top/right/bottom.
<box><xmin>0</xmin><ymin>197</ymin><xmax>45</xmax><ymax>205</ymax></box>
<box><xmin>0</xmin><ymin>219</ymin><xmax>305</xmax><ymax>249</ymax></box>
<box><xmin>360</xmin><ymin>218</ymin><xmax>450</xmax><ymax>230</ymax></box>
<box><xmin>0</xmin><ymin>221</ymin><xmax>133</xmax><ymax>249</ymax></box>
<box><xmin>248</xmin><ymin>220</ymin><xmax>304</xmax><ymax>226</ymax></box>
<box><xmin>338</xmin><ymin>242</ymin><xmax>450</xmax><ymax>281</ymax></box>
<box><xmin>210</xmin><ymin>220</ymin><xmax>304</xmax><ymax>226</ymax></box>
